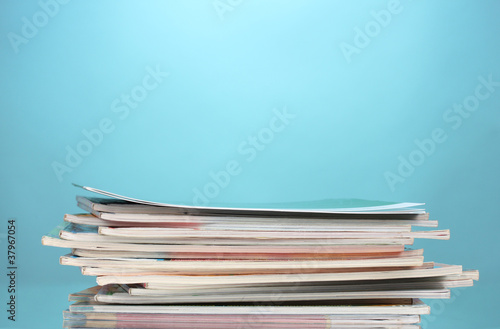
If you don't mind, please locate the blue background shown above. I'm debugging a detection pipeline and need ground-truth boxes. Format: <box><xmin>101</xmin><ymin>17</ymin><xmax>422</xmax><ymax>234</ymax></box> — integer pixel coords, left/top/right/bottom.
<box><xmin>1</xmin><ymin>0</ymin><xmax>499</xmax><ymax>328</ymax></box>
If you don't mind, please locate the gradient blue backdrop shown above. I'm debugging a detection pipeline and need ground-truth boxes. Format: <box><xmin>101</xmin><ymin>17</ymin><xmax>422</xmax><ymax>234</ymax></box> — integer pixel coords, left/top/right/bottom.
<box><xmin>1</xmin><ymin>0</ymin><xmax>499</xmax><ymax>328</ymax></box>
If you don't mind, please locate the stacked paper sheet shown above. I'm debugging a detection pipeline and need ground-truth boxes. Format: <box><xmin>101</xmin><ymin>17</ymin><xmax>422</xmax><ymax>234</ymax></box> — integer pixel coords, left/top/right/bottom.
<box><xmin>42</xmin><ymin>185</ymin><xmax>478</xmax><ymax>329</ymax></box>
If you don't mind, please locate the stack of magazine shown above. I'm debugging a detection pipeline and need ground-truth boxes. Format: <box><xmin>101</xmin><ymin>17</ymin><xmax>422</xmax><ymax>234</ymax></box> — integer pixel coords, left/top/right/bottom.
<box><xmin>42</xmin><ymin>185</ymin><xmax>479</xmax><ymax>329</ymax></box>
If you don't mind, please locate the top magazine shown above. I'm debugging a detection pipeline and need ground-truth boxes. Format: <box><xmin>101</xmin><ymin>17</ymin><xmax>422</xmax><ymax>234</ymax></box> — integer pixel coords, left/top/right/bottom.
<box><xmin>74</xmin><ymin>184</ymin><xmax>425</xmax><ymax>215</ymax></box>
